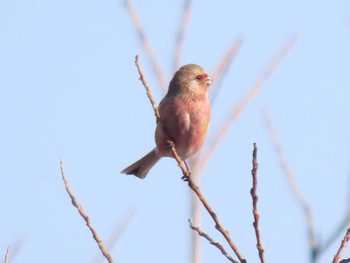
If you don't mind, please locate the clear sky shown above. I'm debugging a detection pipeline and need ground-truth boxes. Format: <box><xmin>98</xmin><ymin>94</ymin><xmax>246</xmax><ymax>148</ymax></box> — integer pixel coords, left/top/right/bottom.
<box><xmin>1</xmin><ymin>1</ymin><xmax>350</xmax><ymax>263</ymax></box>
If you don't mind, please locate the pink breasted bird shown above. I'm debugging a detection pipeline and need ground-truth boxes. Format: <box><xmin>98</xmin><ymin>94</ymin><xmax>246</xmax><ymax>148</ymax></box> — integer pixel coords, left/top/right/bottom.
<box><xmin>121</xmin><ymin>64</ymin><xmax>213</xmax><ymax>178</ymax></box>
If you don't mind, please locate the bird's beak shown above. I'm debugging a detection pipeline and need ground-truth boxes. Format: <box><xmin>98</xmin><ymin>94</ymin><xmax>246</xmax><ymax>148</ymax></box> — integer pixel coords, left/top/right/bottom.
<box><xmin>206</xmin><ymin>76</ymin><xmax>213</xmax><ymax>86</ymax></box>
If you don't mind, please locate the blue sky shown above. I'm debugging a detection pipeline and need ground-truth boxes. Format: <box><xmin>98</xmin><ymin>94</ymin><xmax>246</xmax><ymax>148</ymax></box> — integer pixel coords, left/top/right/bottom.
<box><xmin>1</xmin><ymin>1</ymin><xmax>350</xmax><ymax>262</ymax></box>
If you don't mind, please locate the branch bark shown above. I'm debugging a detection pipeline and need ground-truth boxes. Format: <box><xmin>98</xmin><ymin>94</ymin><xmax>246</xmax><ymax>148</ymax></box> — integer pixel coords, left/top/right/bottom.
<box><xmin>60</xmin><ymin>159</ymin><xmax>114</xmax><ymax>263</ymax></box>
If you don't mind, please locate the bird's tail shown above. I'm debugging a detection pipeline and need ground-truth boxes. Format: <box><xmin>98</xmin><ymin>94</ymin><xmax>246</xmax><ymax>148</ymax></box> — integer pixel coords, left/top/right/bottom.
<box><xmin>121</xmin><ymin>149</ymin><xmax>160</xmax><ymax>179</ymax></box>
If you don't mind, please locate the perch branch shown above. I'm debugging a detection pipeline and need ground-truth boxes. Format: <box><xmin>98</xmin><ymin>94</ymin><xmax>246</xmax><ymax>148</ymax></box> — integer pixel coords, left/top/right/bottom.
<box><xmin>60</xmin><ymin>159</ymin><xmax>114</xmax><ymax>263</ymax></box>
<box><xmin>168</xmin><ymin>145</ymin><xmax>246</xmax><ymax>263</ymax></box>
<box><xmin>135</xmin><ymin>55</ymin><xmax>160</xmax><ymax>120</ymax></box>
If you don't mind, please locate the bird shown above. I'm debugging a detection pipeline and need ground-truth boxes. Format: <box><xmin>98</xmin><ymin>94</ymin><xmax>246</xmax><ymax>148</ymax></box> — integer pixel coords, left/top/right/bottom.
<box><xmin>121</xmin><ymin>64</ymin><xmax>213</xmax><ymax>179</ymax></box>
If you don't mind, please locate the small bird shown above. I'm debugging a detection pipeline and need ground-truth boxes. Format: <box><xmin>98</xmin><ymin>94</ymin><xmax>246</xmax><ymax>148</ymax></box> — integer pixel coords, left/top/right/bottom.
<box><xmin>121</xmin><ymin>64</ymin><xmax>213</xmax><ymax>179</ymax></box>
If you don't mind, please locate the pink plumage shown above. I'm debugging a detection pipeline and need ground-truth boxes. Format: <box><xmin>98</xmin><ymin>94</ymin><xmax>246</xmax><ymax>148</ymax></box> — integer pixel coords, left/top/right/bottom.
<box><xmin>121</xmin><ymin>64</ymin><xmax>213</xmax><ymax>178</ymax></box>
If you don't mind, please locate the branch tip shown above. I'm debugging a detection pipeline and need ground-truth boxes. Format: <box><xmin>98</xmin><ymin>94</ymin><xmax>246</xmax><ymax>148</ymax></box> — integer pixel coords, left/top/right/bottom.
<box><xmin>250</xmin><ymin>143</ymin><xmax>265</xmax><ymax>263</ymax></box>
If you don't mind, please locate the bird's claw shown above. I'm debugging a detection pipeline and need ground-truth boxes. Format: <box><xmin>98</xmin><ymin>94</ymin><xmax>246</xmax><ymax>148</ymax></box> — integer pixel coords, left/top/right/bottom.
<box><xmin>181</xmin><ymin>175</ymin><xmax>189</xmax><ymax>181</ymax></box>
<box><xmin>181</xmin><ymin>172</ymin><xmax>191</xmax><ymax>181</ymax></box>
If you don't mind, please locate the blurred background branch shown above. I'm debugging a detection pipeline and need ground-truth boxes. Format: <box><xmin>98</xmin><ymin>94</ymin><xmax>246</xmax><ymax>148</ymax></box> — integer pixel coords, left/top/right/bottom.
<box><xmin>264</xmin><ymin>109</ymin><xmax>350</xmax><ymax>262</ymax></box>
<box><xmin>123</xmin><ymin>0</ymin><xmax>167</xmax><ymax>92</ymax></box>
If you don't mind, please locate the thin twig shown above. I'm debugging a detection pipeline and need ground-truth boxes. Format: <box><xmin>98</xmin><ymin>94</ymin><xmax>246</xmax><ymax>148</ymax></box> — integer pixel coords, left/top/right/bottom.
<box><xmin>210</xmin><ymin>39</ymin><xmax>242</xmax><ymax>105</ymax></box>
<box><xmin>250</xmin><ymin>143</ymin><xmax>265</xmax><ymax>263</ymax></box>
<box><xmin>195</xmin><ymin>35</ymin><xmax>298</xmax><ymax>175</ymax></box>
<box><xmin>59</xmin><ymin>159</ymin><xmax>114</xmax><ymax>263</ymax></box>
<box><xmin>135</xmin><ymin>55</ymin><xmax>160</xmax><ymax>120</ymax></box>
<box><xmin>187</xmin><ymin>169</ymin><xmax>246</xmax><ymax>263</ymax></box>
<box><xmin>333</xmin><ymin>228</ymin><xmax>350</xmax><ymax>263</ymax></box>
<box><xmin>94</xmin><ymin>211</ymin><xmax>134</xmax><ymax>263</ymax></box>
<box><xmin>123</xmin><ymin>0</ymin><xmax>167</xmax><ymax>92</ymax></box>
<box><xmin>168</xmin><ymin>145</ymin><xmax>246</xmax><ymax>263</ymax></box>
<box><xmin>320</xmin><ymin>212</ymin><xmax>350</xmax><ymax>257</ymax></box>
<box><xmin>172</xmin><ymin>0</ymin><xmax>193</xmax><ymax>73</ymax></box>
<box><xmin>4</xmin><ymin>246</ymin><xmax>9</xmax><ymax>263</ymax></box>
<box><xmin>263</xmin><ymin>109</ymin><xmax>318</xmax><ymax>261</ymax></box>
<box><xmin>106</xmin><ymin>211</ymin><xmax>134</xmax><ymax>250</ymax></box>
<box><xmin>188</xmin><ymin>219</ymin><xmax>238</xmax><ymax>263</ymax></box>
<box><xmin>168</xmin><ymin>141</ymin><xmax>191</xmax><ymax>178</ymax></box>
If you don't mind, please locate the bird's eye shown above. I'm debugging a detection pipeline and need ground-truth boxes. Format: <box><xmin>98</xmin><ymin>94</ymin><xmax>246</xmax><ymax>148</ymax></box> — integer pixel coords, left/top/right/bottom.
<box><xmin>196</xmin><ymin>75</ymin><xmax>202</xmax><ymax>80</ymax></box>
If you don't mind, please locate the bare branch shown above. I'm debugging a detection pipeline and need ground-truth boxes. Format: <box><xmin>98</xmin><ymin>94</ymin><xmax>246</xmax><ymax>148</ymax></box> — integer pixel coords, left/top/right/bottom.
<box><xmin>189</xmin><ymin>219</ymin><xmax>238</xmax><ymax>263</ymax></box>
<box><xmin>4</xmin><ymin>246</ymin><xmax>9</xmax><ymax>263</ymax></box>
<box><xmin>264</xmin><ymin>108</ymin><xmax>350</xmax><ymax>261</ymax></box>
<box><xmin>93</xmin><ymin>211</ymin><xmax>134</xmax><ymax>263</ymax></box>
<box><xmin>250</xmin><ymin>143</ymin><xmax>265</xmax><ymax>263</ymax></box>
<box><xmin>123</xmin><ymin>0</ymin><xmax>167</xmax><ymax>92</ymax></box>
<box><xmin>263</xmin><ymin>109</ymin><xmax>318</xmax><ymax>261</ymax></box>
<box><xmin>172</xmin><ymin>0</ymin><xmax>193</xmax><ymax>72</ymax></box>
<box><xmin>167</xmin><ymin>143</ymin><xmax>246</xmax><ymax>263</ymax></box>
<box><xmin>59</xmin><ymin>159</ymin><xmax>114</xmax><ymax>263</ymax></box>
<box><xmin>333</xmin><ymin>228</ymin><xmax>350</xmax><ymax>263</ymax></box>
<box><xmin>134</xmin><ymin>55</ymin><xmax>160</xmax><ymax>120</ymax></box>
<box><xmin>187</xmin><ymin>172</ymin><xmax>246</xmax><ymax>263</ymax></box>
<box><xmin>195</xmin><ymin>35</ymin><xmax>298</xmax><ymax>174</ymax></box>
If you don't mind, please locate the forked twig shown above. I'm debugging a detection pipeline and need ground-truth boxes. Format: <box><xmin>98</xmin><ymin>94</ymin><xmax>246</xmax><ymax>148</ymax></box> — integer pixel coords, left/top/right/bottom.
<box><xmin>59</xmin><ymin>159</ymin><xmax>114</xmax><ymax>263</ymax></box>
<box><xmin>250</xmin><ymin>143</ymin><xmax>265</xmax><ymax>263</ymax></box>
<box><xmin>168</xmin><ymin>145</ymin><xmax>246</xmax><ymax>263</ymax></box>
<box><xmin>189</xmin><ymin>219</ymin><xmax>238</xmax><ymax>263</ymax></box>
<box><xmin>333</xmin><ymin>228</ymin><xmax>350</xmax><ymax>263</ymax></box>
